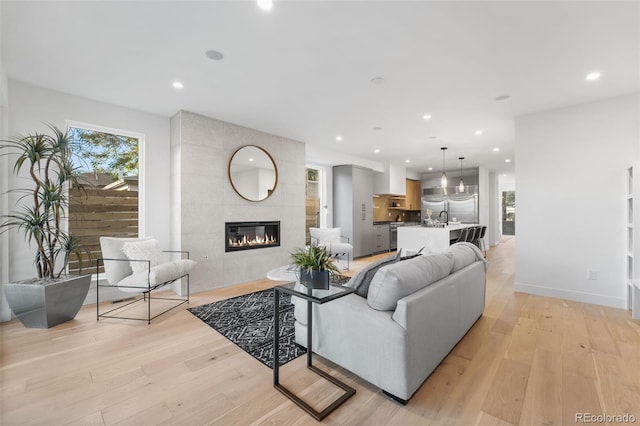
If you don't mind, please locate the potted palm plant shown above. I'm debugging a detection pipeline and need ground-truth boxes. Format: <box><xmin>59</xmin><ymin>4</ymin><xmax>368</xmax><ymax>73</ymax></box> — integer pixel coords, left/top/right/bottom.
<box><xmin>290</xmin><ymin>244</ymin><xmax>340</xmax><ymax>290</ymax></box>
<box><xmin>1</xmin><ymin>124</ymin><xmax>91</xmax><ymax>328</ymax></box>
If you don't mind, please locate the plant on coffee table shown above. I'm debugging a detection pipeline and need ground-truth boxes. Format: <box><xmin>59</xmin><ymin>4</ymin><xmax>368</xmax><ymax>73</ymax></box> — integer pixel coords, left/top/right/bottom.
<box><xmin>290</xmin><ymin>244</ymin><xmax>339</xmax><ymax>290</ymax></box>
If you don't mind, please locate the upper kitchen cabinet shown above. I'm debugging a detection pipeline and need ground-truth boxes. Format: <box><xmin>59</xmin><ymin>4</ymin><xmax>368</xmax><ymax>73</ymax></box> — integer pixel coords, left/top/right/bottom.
<box><xmin>405</xmin><ymin>179</ymin><xmax>421</xmax><ymax>211</ymax></box>
<box><xmin>334</xmin><ymin>165</ymin><xmax>374</xmax><ymax>258</ymax></box>
<box><xmin>374</xmin><ymin>162</ymin><xmax>406</xmax><ymax>195</ymax></box>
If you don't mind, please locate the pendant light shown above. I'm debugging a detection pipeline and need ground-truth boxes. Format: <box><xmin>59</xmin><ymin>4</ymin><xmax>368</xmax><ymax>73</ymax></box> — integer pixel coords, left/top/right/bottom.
<box><xmin>440</xmin><ymin>147</ymin><xmax>448</xmax><ymax>188</ymax></box>
<box><xmin>458</xmin><ymin>157</ymin><xmax>465</xmax><ymax>193</ymax></box>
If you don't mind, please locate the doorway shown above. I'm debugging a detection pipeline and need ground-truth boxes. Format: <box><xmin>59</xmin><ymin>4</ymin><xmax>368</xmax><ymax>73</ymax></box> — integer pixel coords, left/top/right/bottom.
<box><xmin>305</xmin><ymin>168</ymin><xmax>321</xmax><ymax>245</ymax></box>
<box><xmin>502</xmin><ymin>191</ymin><xmax>515</xmax><ymax>235</ymax></box>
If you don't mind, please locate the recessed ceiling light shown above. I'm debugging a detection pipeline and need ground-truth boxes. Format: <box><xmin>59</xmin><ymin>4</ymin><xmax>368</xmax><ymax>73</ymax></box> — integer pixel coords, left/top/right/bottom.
<box><xmin>495</xmin><ymin>94</ymin><xmax>511</xmax><ymax>101</ymax></box>
<box><xmin>336</xmin><ymin>135</ymin><xmax>343</xmax><ymax>141</ymax></box>
<box><xmin>423</xmin><ymin>114</ymin><xmax>432</xmax><ymax>120</ymax></box>
<box><xmin>374</xmin><ymin>149</ymin><xmax>380</xmax><ymax>153</ymax></box>
<box><xmin>405</xmin><ymin>159</ymin><xmax>411</xmax><ymax>163</ymax></box>
<box><xmin>474</xmin><ymin>130</ymin><xmax>483</xmax><ymax>136</ymax></box>
<box><xmin>371</xmin><ymin>77</ymin><xmax>385</xmax><ymax>85</ymax></box>
<box><xmin>505</xmin><ymin>159</ymin><xmax>511</xmax><ymax>163</ymax></box>
<box><xmin>257</xmin><ymin>0</ymin><xmax>273</xmax><ymax>11</ymax></box>
<box><xmin>493</xmin><ymin>147</ymin><xmax>500</xmax><ymax>152</ymax></box>
<box><xmin>205</xmin><ymin>50</ymin><xmax>224</xmax><ymax>61</ymax></box>
<box><xmin>585</xmin><ymin>71</ymin><xmax>601</xmax><ymax>81</ymax></box>
<box><xmin>172</xmin><ymin>81</ymin><xmax>184</xmax><ymax>89</ymax></box>
<box><xmin>428</xmin><ymin>167</ymin><xmax>433</xmax><ymax>171</ymax></box>
<box><xmin>502</xmin><ymin>174</ymin><xmax>507</xmax><ymax>177</ymax></box>
<box><xmin>249</xmin><ymin>158</ymin><xmax>254</xmax><ymax>162</ymax></box>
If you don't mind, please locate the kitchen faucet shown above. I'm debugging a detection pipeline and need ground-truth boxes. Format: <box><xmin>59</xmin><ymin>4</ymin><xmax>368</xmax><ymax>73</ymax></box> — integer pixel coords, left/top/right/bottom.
<box><xmin>438</xmin><ymin>210</ymin><xmax>449</xmax><ymax>225</ymax></box>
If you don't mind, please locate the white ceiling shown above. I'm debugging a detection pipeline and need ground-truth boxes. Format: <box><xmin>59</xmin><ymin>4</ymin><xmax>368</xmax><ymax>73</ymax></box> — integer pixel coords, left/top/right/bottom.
<box><xmin>2</xmin><ymin>0</ymin><xmax>639</xmax><ymax>177</ymax></box>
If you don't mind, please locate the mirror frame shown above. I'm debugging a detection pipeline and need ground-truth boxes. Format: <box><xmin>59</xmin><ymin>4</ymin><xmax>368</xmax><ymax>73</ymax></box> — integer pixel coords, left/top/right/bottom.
<box><xmin>228</xmin><ymin>145</ymin><xmax>278</xmax><ymax>202</ymax></box>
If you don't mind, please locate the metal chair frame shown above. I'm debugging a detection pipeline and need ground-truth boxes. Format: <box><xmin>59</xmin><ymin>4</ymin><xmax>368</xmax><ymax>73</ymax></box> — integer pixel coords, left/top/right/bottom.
<box><xmin>96</xmin><ymin>250</ymin><xmax>190</xmax><ymax>324</ymax></box>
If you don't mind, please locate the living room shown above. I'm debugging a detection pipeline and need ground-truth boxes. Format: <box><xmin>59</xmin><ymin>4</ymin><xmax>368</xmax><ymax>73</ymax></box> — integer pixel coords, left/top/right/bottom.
<box><xmin>1</xmin><ymin>1</ymin><xmax>639</xmax><ymax>424</ymax></box>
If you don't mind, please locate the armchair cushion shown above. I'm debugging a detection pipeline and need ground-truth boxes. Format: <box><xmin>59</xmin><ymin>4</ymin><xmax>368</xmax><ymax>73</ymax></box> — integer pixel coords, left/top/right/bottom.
<box><xmin>309</xmin><ymin>227</ymin><xmax>341</xmax><ymax>244</ymax></box>
<box><xmin>99</xmin><ymin>236</ymin><xmax>153</xmax><ymax>285</ymax></box>
<box><xmin>121</xmin><ymin>238</ymin><xmax>164</xmax><ymax>274</ymax></box>
<box><xmin>117</xmin><ymin>259</ymin><xmax>196</xmax><ymax>292</ymax></box>
<box><xmin>328</xmin><ymin>242</ymin><xmax>353</xmax><ymax>255</ymax></box>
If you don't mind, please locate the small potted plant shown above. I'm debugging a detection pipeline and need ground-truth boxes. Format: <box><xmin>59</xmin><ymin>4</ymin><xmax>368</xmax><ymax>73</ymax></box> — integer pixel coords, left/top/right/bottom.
<box><xmin>290</xmin><ymin>244</ymin><xmax>340</xmax><ymax>290</ymax></box>
<box><xmin>1</xmin><ymin>124</ymin><xmax>91</xmax><ymax>328</ymax></box>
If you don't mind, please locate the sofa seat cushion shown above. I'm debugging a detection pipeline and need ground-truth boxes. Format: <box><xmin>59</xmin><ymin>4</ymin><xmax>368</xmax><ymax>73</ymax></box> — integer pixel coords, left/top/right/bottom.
<box><xmin>116</xmin><ymin>259</ymin><xmax>196</xmax><ymax>292</ymax></box>
<box><xmin>347</xmin><ymin>252</ymin><xmax>400</xmax><ymax>297</ymax></box>
<box><xmin>367</xmin><ymin>253</ymin><xmax>454</xmax><ymax>311</ymax></box>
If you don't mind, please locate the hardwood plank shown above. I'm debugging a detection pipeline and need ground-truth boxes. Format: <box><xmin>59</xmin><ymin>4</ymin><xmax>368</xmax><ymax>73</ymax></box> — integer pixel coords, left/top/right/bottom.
<box><xmin>481</xmin><ymin>358</ymin><xmax>530</xmax><ymax>425</ymax></box>
<box><xmin>520</xmin><ymin>349</ymin><xmax>563</xmax><ymax>426</ymax></box>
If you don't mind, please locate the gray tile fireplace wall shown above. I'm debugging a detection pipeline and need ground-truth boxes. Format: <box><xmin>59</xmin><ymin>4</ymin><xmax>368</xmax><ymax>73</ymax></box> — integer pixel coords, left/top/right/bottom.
<box><xmin>170</xmin><ymin>111</ymin><xmax>305</xmax><ymax>293</ymax></box>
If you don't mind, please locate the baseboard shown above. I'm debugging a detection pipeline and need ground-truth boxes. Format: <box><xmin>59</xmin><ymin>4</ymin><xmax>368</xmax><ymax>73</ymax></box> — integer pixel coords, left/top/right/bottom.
<box><xmin>514</xmin><ymin>282</ymin><xmax>626</xmax><ymax>309</ymax></box>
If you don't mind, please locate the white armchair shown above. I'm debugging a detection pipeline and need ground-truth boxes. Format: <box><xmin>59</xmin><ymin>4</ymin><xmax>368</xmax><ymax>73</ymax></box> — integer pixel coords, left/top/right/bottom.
<box><xmin>96</xmin><ymin>237</ymin><xmax>196</xmax><ymax>324</ymax></box>
<box><xmin>309</xmin><ymin>227</ymin><xmax>354</xmax><ymax>270</ymax></box>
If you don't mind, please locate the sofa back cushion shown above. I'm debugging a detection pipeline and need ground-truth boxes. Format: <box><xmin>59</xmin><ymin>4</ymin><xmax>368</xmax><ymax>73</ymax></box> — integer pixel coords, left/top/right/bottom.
<box><xmin>367</xmin><ymin>252</ymin><xmax>454</xmax><ymax>311</ymax></box>
<box><xmin>347</xmin><ymin>252</ymin><xmax>401</xmax><ymax>297</ymax></box>
<box><xmin>449</xmin><ymin>242</ymin><xmax>479</xmax><ymax>272</ymax></box>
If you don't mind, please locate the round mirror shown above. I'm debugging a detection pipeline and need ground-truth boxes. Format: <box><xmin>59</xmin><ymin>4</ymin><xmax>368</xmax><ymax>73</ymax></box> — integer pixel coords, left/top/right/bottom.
<box><xmin>228</xmin><ymin>145</ymin><xmax>278</xmax><ymax>202</ymax></box>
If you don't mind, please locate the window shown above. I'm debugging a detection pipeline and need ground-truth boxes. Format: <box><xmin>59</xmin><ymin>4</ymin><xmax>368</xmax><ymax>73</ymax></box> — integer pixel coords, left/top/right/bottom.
<box><xmin>67</xmin><ymin>123</ymin><xmax>142</xmax><ymax>274</ymax></box>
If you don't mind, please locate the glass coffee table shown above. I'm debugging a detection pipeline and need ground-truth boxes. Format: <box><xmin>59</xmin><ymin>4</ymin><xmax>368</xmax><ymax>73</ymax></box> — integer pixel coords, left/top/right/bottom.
<box><xmin>273</xmin><ymin>281</ymin><xmax>356</xmax><ymax>421</ymax></box>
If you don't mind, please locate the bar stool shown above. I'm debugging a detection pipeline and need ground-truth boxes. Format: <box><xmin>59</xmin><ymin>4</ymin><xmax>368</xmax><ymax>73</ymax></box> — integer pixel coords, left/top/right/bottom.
<box><xmin>476</xmin><ymin>226</ymin><xmax>487</xmax><ymax>257</ymax></box>
<box><xmin>456</xmin><ymin>228</ymin><xmax>468</xmax><ymax>243</ymax></box>
<box><xmin>465</xmin><ymin>226</ymin><xmax>477</xmax><ymax>243</ymax></box>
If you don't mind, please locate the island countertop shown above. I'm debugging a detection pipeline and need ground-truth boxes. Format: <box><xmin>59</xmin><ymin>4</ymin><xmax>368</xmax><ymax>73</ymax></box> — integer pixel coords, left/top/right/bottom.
<box><xmin>398</xmin><ymin>223</ymin><xmax>480</xmax><ymax>254</ymax></box>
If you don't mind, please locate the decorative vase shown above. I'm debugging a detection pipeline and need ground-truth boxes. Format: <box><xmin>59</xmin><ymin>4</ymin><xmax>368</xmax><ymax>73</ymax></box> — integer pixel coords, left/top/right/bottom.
<box><xmin>3</xmin><ymin>275</ymin><xmax>91</xmax><ymax>328</ymax></box>
<box><xmin>299</xmin><ymin>269</ymin><xmax>330</xmax><ymax>290</ymax></box>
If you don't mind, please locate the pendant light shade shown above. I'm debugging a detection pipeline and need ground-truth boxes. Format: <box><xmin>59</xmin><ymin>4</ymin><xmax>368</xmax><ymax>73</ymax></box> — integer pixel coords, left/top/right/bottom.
<box><xmin>458</xmin><ymin>157</ymin><xmax>465</xmax><ymax>193</ymax></box>
<box><xmin>440</xmin><ymin>147</ymin><xmax>448</xmax><ymax>188</ymax></box>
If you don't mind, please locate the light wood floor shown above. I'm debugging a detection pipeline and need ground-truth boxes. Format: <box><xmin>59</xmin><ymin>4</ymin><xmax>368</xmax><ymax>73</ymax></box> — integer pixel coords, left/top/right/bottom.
<box><xmin>1</xmin><ymin>237</ymin><xmax>639</xmax><ymax>425</ymax></box>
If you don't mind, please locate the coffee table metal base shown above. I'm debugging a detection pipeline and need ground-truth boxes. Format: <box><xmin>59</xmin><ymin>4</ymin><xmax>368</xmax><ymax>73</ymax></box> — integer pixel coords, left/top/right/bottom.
<box><xmin>273</xmin><ymin>286</ymin><xmax>356</xmax><ymax>421</ymax></box>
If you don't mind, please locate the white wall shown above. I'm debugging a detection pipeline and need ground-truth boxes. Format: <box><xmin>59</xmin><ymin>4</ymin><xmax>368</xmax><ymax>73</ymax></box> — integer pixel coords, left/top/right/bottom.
<box><xmin>0</xmin><ymin>17</ymin><xmax>10</xmax><ymax>320</ymax></box>
<box><xmin>515</xmin><ymin>93</ymin><xmax>640</xmax><ymax>308</ymax></box>
<box><xmin>1</xmin><ymin>81</ymin><xmax>171</xmax><ymax>319</ymax></box>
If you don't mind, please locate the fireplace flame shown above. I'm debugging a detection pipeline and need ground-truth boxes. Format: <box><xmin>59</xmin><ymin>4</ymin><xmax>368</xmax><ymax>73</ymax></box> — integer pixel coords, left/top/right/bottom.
<box><xmin>229</xmin><ymin>233</ymin><xmax>277</xmax><ymax>248</ymax></box>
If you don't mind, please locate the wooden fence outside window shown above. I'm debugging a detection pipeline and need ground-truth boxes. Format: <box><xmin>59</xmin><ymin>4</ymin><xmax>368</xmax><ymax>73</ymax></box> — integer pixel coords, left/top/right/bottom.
<box><xmin>68</xmin><ymin>187</ymin><xmax>138</xmax><ymax>275</ymax></box>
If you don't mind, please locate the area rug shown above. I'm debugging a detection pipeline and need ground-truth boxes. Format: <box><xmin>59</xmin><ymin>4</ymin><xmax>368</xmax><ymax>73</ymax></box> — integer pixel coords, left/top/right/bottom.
<box><xmin>188</xmin><ymin>276</ymin><xmax>350</xmax><ymax>369</ymax></box>
<box><xmin>188</xmin><ymin>289</ymin><xmax>302</xmax><ymax>369</ymax></box>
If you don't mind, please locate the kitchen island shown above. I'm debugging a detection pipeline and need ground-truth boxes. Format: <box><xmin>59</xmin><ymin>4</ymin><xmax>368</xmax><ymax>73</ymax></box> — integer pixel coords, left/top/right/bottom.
<box><xmin>397</xmin><ymin>223</ymin><xmax>480</xmax><ymax>254</ymax></box>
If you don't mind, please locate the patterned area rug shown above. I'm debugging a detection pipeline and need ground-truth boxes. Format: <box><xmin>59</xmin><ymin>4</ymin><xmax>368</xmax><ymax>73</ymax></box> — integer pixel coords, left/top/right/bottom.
<box><xmin>188</xmin><ymin>276</ymin><xmax>350</xmax><ymax>369</ymax></box>
<box><xmin>188</xmin><ymin>289</ymin><xmax>302</xmax><ymax>369</ymax></box>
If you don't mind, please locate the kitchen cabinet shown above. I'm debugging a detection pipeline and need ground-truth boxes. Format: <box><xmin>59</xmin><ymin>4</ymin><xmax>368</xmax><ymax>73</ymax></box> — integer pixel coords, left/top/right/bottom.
<box><xmin>373</xmin><ymin>163</ymin><xmax>406</xmax><ymax>195</ymax></box>
<box><xmin>373</xmin><ymin>223</ymin><xmax>390</xmax><ymax>253</ymax></box>
<box><xmin>334</xmin><ymin>165</ymin><xmax>374</xmax><ymax>258</ymax></box>
<box><xmin>405</xmin><ymin>179</ymin><xmax>421</xmax><ymax>211</ymax></box>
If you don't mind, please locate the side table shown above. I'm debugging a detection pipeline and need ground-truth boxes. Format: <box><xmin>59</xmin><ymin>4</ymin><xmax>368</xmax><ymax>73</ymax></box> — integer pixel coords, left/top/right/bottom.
<box><xmin>273</xmin><ymin>282</ymin><xmax>356</xmax><ymax>421</ymax></box>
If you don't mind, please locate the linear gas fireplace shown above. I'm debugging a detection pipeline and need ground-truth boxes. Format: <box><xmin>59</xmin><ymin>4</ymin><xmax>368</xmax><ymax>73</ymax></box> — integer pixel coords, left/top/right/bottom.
<box><xmin>225</xmin><ymin>221</ymin><xmax>280</xmax><ymax>252</ymax></box>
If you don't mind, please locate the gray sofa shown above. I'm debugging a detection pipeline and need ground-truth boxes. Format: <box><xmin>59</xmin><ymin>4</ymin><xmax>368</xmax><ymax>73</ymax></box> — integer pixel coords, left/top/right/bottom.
<box><xmin>293</xmin><ymin>242</ymin><xmax>487</xmax><ymax>403</ymax></box>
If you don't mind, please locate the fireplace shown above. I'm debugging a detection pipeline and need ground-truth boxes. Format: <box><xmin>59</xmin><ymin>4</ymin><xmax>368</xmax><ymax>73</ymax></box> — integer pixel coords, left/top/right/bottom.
<box><xmin>225</xmin><ymin>221</ymin><xmax>280</xmax><ymax>252</ymax></box>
